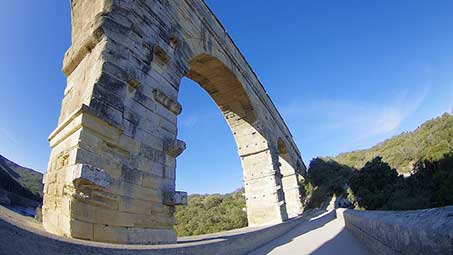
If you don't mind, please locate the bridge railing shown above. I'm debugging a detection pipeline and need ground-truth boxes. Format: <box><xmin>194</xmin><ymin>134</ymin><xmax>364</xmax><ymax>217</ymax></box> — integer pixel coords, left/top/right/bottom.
<box><xmin>337</xmin><ymin>206</ymin><xmax>453</xmax><ymax>255</ymax></box>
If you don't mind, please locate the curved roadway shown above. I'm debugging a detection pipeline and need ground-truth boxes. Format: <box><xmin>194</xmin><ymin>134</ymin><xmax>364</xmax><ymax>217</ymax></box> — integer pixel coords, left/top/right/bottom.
<box><xmin>248</xmin><ymin>210</ymin><xmax>370</xmax><ymax>255</ymax></box>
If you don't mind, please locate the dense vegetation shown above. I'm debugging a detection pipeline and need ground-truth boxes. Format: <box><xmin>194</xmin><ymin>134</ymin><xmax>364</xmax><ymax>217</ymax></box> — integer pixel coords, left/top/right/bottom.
<box><xmin>301</xmin><ymin>158</ymin><xmax>353</xmax><ymax>209</ymax></box>
<box><xmin>303</xmin><ymin>113</ymin><xmax>453</xmax><ymax>211</ymax></box>
<box><xmin>350</xmin><ymin>155</ymin><xmax>453</xmax><ymax>210</ymax></box>
<box><xmin>0</xmin><ymin>154</ymin><xmax>43</xmax><ymax>202</ymax></box>
<box><xmin>174</xmin><ymin>189</ymin><xmax>247</xmax><ymax>237</ymax></box>
<box><xmin>304</xmin><ymin>155</ymin><xmax>453</xmax><ymax>211</ymax></box>
<box><xmin>335</xmin><ymin>113</ymin><xmax>453</xmax><ymax>173</ymax></box>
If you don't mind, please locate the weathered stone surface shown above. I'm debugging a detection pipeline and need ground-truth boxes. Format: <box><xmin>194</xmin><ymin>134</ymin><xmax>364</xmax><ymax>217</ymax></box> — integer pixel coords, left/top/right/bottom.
<box><xmin>42</xmin><ymin>0</ymin><xmax>307</xmax><ymax>245</ymax></box>
<box><xmin>337</xmin><ymin>207</ymin><xmax>453</xmax><ymax>255</ymax></box>
<box><xmin>165</xmin><ymin>139</ymin><xmax>186</xmax><ymax>157</ymax></box>
<box><xmin>153</xmin><ymin>89</ymin><xmax>182</xmax><ymax>115</ymax></box>
<box><xmin>72</xmin><ymin>164</ymin><xmax>112</xmax><ymax>189</ymax></box>
<box><xmin>0</xmin><ymin>205</ymin><xmax>309</xmax><ymax>255</ymax></box>
<box><xmin>163</xmin><ymin>191</ymin><xmax>188</xmax><ymax>206</ymax></box>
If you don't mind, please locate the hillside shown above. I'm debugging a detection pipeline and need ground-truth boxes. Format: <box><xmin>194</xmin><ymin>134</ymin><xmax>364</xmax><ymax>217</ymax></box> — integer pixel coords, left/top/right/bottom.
<box><xmin>334</xmin><ymin>113</ymin><xmax>453</xmax><ymax>173</ymax></box>
<box><xmin>0</xmin><ymin>154</ymin><xmax>43</xmax><ymax>202</ymax></box>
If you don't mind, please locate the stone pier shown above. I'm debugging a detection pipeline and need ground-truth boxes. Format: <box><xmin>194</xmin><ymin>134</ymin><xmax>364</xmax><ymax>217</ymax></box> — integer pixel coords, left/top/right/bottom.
<box><xmin>42</xmin><ymin>0</ymin><xmax>306</xmax><ymax>244</ymax></box>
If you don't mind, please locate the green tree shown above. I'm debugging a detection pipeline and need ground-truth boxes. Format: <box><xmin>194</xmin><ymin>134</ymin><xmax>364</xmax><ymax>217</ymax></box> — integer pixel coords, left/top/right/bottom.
<box><xmin>174</xmin><ymin>189</ymin><xmax>247</xmax><ymax>237</ymax></box>
<box><xmin>349</xmin><ymin>157</ymin><xmax>398</xmax><ymax>210</ymax></box>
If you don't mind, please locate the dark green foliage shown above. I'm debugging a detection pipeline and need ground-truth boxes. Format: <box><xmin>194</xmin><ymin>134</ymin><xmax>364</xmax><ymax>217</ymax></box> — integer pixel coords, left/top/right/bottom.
<box><xmin>0</xmin><ymin>154</ymin><xmax>42</xmax><ymax>202</ymax></box>
<box><xmin>335</xmin><ymin>113</ymin><xmax>453</xmax><ymax>173</ymax></box>
<box><xmin>305</xmin><ymin>155</ymin><xmax>453</xmax><ymax>211</ymax></box>
<box><xmin>304</xmin><ymin>113</ymin><xmax>453</xmax><ymax>211</ymax></box>
<box><xmin>349</xmin><ymin>157</ymin><xmax>398</xmax><ymax>210</ymax></box>
<box><xmin>349</xmin><ymin>154</ymin><xmax>453</xmax><ymax>210</ymax></box>
<box><xmin>174</xmin><ymin>189</ymin><xmax>247</xmax><ymax>237</ymax></box>
<box><xmin>304</xmin><ymin>158</ymin><xmax>354</xmax><ymax>209</ymax></box>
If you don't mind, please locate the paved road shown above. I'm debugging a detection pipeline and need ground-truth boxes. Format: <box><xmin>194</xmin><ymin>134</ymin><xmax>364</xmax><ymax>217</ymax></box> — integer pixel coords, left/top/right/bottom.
<box><xmin>249</xmin><ymin>210</ymin><xmax>369</xmax><ymax>255</ymax></box>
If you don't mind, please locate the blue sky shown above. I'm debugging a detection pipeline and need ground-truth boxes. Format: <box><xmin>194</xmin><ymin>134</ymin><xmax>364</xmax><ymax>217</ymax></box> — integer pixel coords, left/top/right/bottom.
<box><xmin>0</xmin><ymin>1</ymin><xmax>452</xmax><ymax>194</ymax></box>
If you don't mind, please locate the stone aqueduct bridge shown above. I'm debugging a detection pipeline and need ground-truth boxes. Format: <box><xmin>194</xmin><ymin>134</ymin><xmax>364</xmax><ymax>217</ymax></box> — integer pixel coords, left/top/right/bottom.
<box><xmin>42</xmin><ymin>0</ymin><xmax>306</xmax><ymax>244</ymax></box>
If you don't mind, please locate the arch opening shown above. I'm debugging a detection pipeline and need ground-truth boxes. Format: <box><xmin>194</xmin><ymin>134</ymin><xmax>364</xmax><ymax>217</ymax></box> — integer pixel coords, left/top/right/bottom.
<box><xmin>176</xmin><ymin>77</ymin><xmax>243</xmax><ymax>195</ymax></box>
<box><xmin>175</xmin><ymin>76</ymin><xmax>247</xmax><ymax>236</ymax></box>
<box><xmin>185</xmin><ymin>54</ymin><xmax>268</xmax><ymax>167</ymax></box>
<box><xmin>177</xmin><ymin>54</ymin><xmax>287</xmax><ymax>227</ymax></box>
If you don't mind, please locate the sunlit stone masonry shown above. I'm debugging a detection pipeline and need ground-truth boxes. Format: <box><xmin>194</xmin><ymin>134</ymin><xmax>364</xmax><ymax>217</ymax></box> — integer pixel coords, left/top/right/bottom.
<box><xmin>42</xmin><ymin>0</ymin><xmax>307</xmax><ymax>244</ymax></box>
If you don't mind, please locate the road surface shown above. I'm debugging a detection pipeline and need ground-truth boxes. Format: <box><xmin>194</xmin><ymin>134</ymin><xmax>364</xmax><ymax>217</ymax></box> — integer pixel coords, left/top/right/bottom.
<box><xmin>249</xmin><ymin>210</ymin><xmax>369</xmax><ymax>255</ymax></box>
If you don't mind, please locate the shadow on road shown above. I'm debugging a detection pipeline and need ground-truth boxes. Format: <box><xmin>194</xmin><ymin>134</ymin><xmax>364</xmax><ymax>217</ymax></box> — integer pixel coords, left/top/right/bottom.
<box><xmin>309</xmin><ymin>227</ymin><xmax>369</xmax><ymax>255</ymax></box>
<box><xmin>248</xmin><ymin>210</ymin><xmax>337</xmax><ymax>255</ymax></box>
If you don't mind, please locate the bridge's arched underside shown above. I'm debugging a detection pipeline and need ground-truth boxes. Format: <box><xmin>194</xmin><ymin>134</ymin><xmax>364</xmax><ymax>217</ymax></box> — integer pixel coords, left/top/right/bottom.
<box><xmin>42</xmin><ymin>0</ymin><xmax>306</xmax><ymax>244</ymax></box>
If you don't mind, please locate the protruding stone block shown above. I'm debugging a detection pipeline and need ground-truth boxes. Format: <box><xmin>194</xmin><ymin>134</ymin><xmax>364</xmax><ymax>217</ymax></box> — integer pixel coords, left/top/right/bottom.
<box><xmin>153</xmin><ymin>45</ymin><xmax>169</xmax><ymax>64</ymax></box>
<box><xmin>163</xmin><ymin>191</ymin><xmax>188</xmax><ymax>206</ymax></box>
<box><xmin>72</xmin><ymin>164</ymin><xmax>112</xmax><ymax>189</ymax></box>
<box><xmin>165</xmin><ymin>139</ymin><xmax>186</xmax><ymax>157</ymax></box>
<box><xmin>153</xmin><ymin>89</ymin><xmax>182</xmax><ymax>115</ymax></box>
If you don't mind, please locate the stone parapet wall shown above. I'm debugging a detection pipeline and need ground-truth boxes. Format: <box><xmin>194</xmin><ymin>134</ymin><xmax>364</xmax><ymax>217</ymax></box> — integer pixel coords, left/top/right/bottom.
<box><xmin>0</xmin><ymin>206</ymin><xmax>305</xmax><ymax>255</ymax></box>
<box><xmin>337</xmin><ymin>207</ymin><xmax>453</xmax><ymax>255</ymax></box>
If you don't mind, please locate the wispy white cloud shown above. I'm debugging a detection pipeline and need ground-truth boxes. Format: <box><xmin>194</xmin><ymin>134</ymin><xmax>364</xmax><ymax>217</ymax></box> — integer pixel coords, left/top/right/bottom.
<box><xmin>179</xmin><ymin>114</ymin><xmax>200</xmax><ymax>128</ymax></box>
<box><xmin>282</xmin><ymin>84</ymin><xmax>430</xmax><ymax>144</ymax></box>
<box><xmin>0</xmin><ymin>127</ymin><xmax>19</xmax><ymax>145</ymax></box>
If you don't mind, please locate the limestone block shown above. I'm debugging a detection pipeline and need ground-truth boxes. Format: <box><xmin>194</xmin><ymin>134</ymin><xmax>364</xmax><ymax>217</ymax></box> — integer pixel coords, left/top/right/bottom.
<box><xmin>81</xmin><ymin>107</ymin><xmax>121</xmax><ymax>143</ymax></box>
<box><xmin>120</xmin><ymin>164</ymin><xmax>143</xmax><ymax>184</ymax></box>
<box><xmin>94</xmin><ymin>208</ymin><xmax>135</xmax><ymax>227</ymax></box>
<box><xmin>118</xmin><ymin>134</ymin><xmax>140</xmax><ymax>155</ymax></box>
<box><xmin>70</xmin><ymin>200</ymin><xmax>96</xmax><ymax>223</ymax></box>
<box><xmin>127</xmin><ymin>228</ymin><xmax>177</xmax><ymax>244</ymax></box>
<box><xmin>153</xmin><ymin>45</ymin><xmax>170</xmax><ymax>64</ymax></box>
<box><xmin>142</xmin><ymin>173</ymin><xmax>161</xmax><ymax>189</ymax></box>
<box><xmin>133</xmin><ymin>89</ymin><xmax>157</xmax><ymax>112</ymax></box>
<box><xmin>70</xmin><ymin>219</ymin><xmax>94</xmax><ymax>240</ymax></box>
<box><xmin>160</xmin><ymin>178</ymin><xmax>175</xmax><ymax>192</ymax></box>
<box><xmin>163</xmin><ymin>191</ymin><xmax>188</xmax><ymax>206</ymax></box>
<box><xmin>141</xmin><ymin>160</ymin><xmax>165</xmax><ymax>178</ymax></box>
<box><xmin>89</xmin><ymin>98</ymin><xmax>124</xmax><ymax>129</ymax></box>
<box><xmin>165</xmin><ymin>139</ymin><xmax>186</xmax><ymax>157</ymax></box>
<box><xmin>118</xmin><ymin>196</ymin><xmax>151</xmax><ymax>215</ymax></box>
<box><xmin>92</xmin><ymin>76</ymin><xmax>127</xmax><ymax>110</ymax></box>
<box><xmin>93</xmin><ymin>224</ymin><xmax>129</xmax><ymax>244</ymax></box>
<box><xmin>72</xmin><ymin>164</ymin><xmax>112</xmax><ymax>189</ymax></box>
<box><xmin>139</xmin><ymin>132</ymin><xmax>164</xmax><ymax>151</ymax></box>
<box><xmin>164</xmin><ymin>166</ymin><xmax>176</xmax><ymax>180</ymax></box>
<box><xmin>132</xmin><ymin>214</ymin><xmax>169</xmax><ymax>228</ymax></box>
<box><xmin>154</xmin><ymin>104</ymin><xmax>178</xmax><ymax>126</ymax></box>
<box><xmin>142</xmin><ymin>145</ymin><xmax>165</xmax><ymax>164</ymax></box>
<box><xmin>108</xmin><ymin>180</ymin><xmax>162</xmax><ymax>202</ymax></box>
<box><xmin>153</xmin><ymin>89</ymin><xmax>182</xmax><ymax>115</ymax></box>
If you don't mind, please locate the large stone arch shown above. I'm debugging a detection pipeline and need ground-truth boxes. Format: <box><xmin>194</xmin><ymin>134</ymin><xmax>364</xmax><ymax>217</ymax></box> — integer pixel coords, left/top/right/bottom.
<box><xmin>42</xmin><ymin>0</ymin><xmax>306</xmax><ymax>244</ymax></box>
<box><xmin>185</xmin><ymin>54</ymin><xmax>288</xmax><ymax>227</ymax></box>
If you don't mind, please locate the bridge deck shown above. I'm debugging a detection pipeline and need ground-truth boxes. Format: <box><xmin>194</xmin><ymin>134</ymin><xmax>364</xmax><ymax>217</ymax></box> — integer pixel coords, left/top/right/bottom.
<box><xmin>249</xmin><ymin>210</ymin><xmax>369</xmax><ymax>255</ymax></box>
<box><xmin>0</xmin><ymin>204</ymin><xmax>370</xmax><ymax>254</ymax></box>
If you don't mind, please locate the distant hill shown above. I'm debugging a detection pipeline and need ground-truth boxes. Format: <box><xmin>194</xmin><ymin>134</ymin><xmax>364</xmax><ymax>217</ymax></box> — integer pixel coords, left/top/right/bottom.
<box><xmin>334</xmin><ymin>113</ymin><xmax>453</xmax><ymax>173</ymax></box>
<box><xmin>0</xmin><ymin>154</ymin><xmax>43</xmax><ymax>202</ymax></box>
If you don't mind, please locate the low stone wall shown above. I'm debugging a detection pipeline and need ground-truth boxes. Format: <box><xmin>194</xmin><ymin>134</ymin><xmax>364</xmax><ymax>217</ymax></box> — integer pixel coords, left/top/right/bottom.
<box><xmin>337</xmin><ymin>206</ymin><xmax>453</xmax><ymax>255</ymax></box>
<box><xmin>0</xmin><ymin>206</ymin><xmax>309</xmax><ymax>255</ymax></box>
